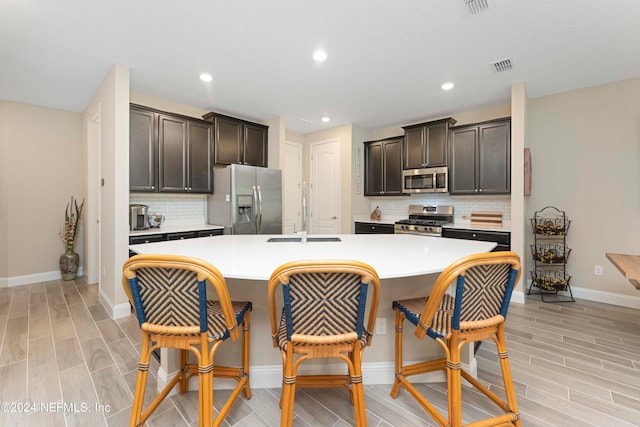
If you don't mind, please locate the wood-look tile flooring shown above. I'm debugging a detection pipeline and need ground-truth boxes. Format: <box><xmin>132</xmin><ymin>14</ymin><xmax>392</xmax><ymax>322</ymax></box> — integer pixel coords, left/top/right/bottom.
<box><xmin>1</xmin><ymin>278</ymin><xmax>639</xmax><ymax>426</ymax></box>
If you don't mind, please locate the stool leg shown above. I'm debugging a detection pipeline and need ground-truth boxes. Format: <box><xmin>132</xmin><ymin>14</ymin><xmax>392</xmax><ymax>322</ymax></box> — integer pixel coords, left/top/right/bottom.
<box><xmin>242</xmin><ymin>311</ymin><xmax>252</xmax><ymax>398</ymax></box>
<box><xmin>199</xmin><ymin>334</ymin><xmax>213</xmax><ymax>427</ymax></box>
<box><xmin>179</xmin><ymin>349</ymin><xmax>189</xmax><ymax>393</ymax></box>
<box><xmin>496</xmin><ymin>325</ymin><xmax>521</xmax><ymax>426</ymax></box>
<box><xmin>390</xmin><ymin>308</ymin><xmax>404</xmax><ymax>398</ymax></box>
<box><xmin>350</xmin><ymin>345</ymin><xmax>367</xmax><ymax>427</ymax></box>
<box><xmin>280</xmin><ymin>347</ymin><xmax>296</xmax><ymax>427</ymax></box>
<box><xmin>130</xmin><ymin>331</ymin><xmax>151</xmax><ymax>427</ymax></box>
<box><xmin>447</xmin><ymin>335</ymin><xmax>462</xmax><ymax>427</ymax></box>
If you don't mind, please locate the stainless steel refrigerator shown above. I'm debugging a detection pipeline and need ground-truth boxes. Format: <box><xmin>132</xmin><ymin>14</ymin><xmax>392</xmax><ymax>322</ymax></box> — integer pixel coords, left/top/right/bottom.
<box><xmin>207</xmin><ymin>164</ymin><xmax>282</xmax><ymax>234</ymax></box>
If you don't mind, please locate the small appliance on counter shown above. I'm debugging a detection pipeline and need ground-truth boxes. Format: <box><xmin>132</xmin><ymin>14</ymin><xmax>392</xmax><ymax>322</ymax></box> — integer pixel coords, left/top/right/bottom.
<box><xmin>129</xmin><ymin>204</ymin><xmax>150</xmax><ymax>231</ymax></box>
<box><xmin>370</xmin><ymin>206</ymin><xmax>381</xmax><ymax>220</ymax></box>
<box><xmin>148</xmin><ymin>212</ymin><xmax>165</xmax><ymax>228</ymax></box>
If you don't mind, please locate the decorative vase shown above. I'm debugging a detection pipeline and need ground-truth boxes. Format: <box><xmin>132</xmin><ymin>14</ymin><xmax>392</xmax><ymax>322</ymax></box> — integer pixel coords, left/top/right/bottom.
<box><xmin>59</xmin><ymin>251</ymin><xmax>80</xmax><ymax>281</ymax></box>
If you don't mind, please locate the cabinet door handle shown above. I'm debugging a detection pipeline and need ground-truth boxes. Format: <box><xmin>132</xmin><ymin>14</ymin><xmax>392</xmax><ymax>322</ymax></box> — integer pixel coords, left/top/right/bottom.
<box><xmin>331</xmin><ymin>216</ymin><xmax>337</xmax><ymax>219</ymax></box>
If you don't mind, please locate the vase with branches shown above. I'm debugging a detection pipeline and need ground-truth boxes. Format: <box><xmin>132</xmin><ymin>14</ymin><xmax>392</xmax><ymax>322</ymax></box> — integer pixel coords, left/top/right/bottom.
<box><xmin>59</xmin><ymin>196</ymin><xmax>85</xmax><ymax>280</ymax></box>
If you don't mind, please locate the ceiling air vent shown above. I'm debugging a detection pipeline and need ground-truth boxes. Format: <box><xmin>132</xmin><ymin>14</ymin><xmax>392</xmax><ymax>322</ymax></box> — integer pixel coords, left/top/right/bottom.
<box><xmin>464</xmin><ymin>0</ymin><xmax>490</xmax><ymax>15</ymax></box>
<box><xmin>491</xmin><ymin>58</ymin><xmax>513</xmax><ymax>73</ymax></box>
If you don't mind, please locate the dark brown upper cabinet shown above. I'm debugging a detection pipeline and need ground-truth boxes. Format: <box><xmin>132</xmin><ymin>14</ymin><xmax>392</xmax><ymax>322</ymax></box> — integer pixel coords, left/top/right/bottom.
<box><xmin>129</xmin><ymin>105</ymin><xmax>157</xmax><ymax>192</ymax></box>
<box><xmin>203</xmin><ymin>112</ymin><xmax>268</xmax><ymax>167</ymax></box>
<box><xmin>449</xmin><ymin>118</ymin><xmax>511</xmax><ymax>195</ymax></box>
<box><xmin>402</xmin><ymin>117</ymin><xmax>456</xmax><ymax>169</ymax></box>
<box><xmin>158</xmin><ymin>114</ymin><xmax>213</xmax><ymax>193</ymax></box>
<box><xmin>129</xmin><ymin>104</ymin><xmax>213</xmax><ymax>194</ymax></box>
<box><xmin>364</xmin><ymin>136</ymin><xmax>404</xmax><ymax>196</ymax></box>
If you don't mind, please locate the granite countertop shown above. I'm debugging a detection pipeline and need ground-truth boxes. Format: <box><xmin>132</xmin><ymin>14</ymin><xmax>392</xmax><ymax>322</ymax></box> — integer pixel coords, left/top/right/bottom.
<box><xmin>129</xmin><ymin>233</ymin><xmax>496</xmax><ymax>280</ymax></box>
<box><xmin>129</xmin><ymin>223</ymin><xmax>224</xmax><ymax>237</ymax></box>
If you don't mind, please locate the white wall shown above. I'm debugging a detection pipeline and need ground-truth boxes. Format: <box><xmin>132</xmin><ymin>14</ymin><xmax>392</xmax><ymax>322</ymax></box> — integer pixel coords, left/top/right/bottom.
<box><xmin>0</xmin><ymin>102</ymin><xmax>83</xmax><ymax>286</ymax></box>
<box><xmin>0</xmin><ymin>103</ymin><xmax>9</xmax><ymax>282</ymax></box>
<box><xmin>526</xmin><ymin>77</ymin><xmax>640</xmax><ymax>305</ymax></box>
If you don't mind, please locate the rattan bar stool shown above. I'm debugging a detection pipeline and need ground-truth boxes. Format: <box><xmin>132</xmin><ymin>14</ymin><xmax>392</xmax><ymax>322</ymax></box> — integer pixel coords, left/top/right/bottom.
<box><xmin>267</xmin><ymin>260</ymin><xmax>381</xmax><ymax>427</ymax></box>
<box><xmin>390</xmin><ymin>251</ymin><xmax>522</xmax><ymax>427</ymax></box>
<box><xmin>122</xmin><ymin>254</ymin><xmax>252</xmax><ymax>427</ymax></box>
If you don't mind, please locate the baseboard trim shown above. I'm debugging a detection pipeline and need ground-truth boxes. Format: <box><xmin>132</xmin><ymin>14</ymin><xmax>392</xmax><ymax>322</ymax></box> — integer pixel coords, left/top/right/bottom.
<box><xmin>520</xmin><ymin>280</ymin><xmax>640</xmax><ymax>309</ymax></box>
<box><xmin>1</xmin><ymin>268</ymin><xmax>84</xmax><ymax>287</ymax></box>
<box><xmin>99</xmin><ymin>290</ymin><xmax>131</xmax><ymax>319</ymax></box>
<box><xmin>511</xmin><ymin>290</ymin><xmax>525</xmax><ymax>304</ymax></box>
<box><xmin>570</xmin><ymin>286</ymin><xmax>640</xmax><ymax>309</ymax></box>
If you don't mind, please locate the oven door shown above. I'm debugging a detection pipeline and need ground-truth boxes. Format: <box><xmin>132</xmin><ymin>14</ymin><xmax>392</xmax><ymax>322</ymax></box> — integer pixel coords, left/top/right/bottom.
<box><xmin>403</xmin><ymin>167</ymin><xmax>448</xmax><ymax>193</ymax></box>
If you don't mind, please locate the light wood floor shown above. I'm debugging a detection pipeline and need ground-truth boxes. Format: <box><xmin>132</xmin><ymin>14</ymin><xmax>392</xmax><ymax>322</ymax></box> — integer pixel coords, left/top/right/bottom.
<box><xmin>1</xmin><ymin>277</ymin><xmax>639</xmax><ymax>426</ymax></box>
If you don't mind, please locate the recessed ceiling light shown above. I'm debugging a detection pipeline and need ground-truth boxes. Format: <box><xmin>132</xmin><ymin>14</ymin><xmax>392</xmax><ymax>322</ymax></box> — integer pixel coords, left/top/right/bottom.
<box><xmin>441</xmin><ymin>82</ymin><xmax>455</xmax><ymax>91</ymax></box>
<box><xmin>321</xmin><ymin>116</ymin><xmax>330</xmax><ymax>123</ymax></box>
<box><xmin>199</xmin><ymin>73</ymin><xmax>213</xmax><ymax>82</ymax></box>
<box><xmin>313</xmin><ymin>50</ymin><xmax>327</xmax><ymax>62</ymax></box>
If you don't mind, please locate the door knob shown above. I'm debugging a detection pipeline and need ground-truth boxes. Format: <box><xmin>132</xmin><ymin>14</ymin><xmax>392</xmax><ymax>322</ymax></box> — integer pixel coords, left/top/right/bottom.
<box><xmin>331</xmin><ymin>216</ymin><xmax>337</xmax><ymax>219</ymax></box>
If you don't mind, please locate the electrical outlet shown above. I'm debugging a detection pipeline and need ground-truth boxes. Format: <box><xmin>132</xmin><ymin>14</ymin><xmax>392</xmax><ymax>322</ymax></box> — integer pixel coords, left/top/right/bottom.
<box><xmin>375</xmin><ymin>317</ymin><xmax>387</xmax><ymax>335</ymax></box>
<box><xmin>594</xmin><ymin>265</ymin><xmax>603</xmax><ymax>276</ymax></box>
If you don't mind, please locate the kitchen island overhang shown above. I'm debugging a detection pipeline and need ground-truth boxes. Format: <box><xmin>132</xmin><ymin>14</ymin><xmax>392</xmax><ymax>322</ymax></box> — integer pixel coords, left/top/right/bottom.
<box><xmin>127</xmin><ymin>234</ymin><xmax>499</xmax><ymax>389</ymax></box>
<box><xmin>128</xmin><ymin>233</ymin><xmax>497</xmax><ymax>280</ymax></box>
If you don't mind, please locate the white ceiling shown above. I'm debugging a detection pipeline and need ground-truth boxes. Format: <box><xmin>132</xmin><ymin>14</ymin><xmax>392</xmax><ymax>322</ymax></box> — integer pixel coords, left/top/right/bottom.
<box><xmin>1</xmin><ymin>0</ymin><xmax>639</xmax><ymax>134</ymax></box>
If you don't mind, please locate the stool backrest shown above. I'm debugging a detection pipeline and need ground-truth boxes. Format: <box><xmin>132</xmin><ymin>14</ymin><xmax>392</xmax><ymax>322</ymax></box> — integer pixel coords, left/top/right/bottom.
<box><xmin>416</xmin><ymin>251</ymin><xmax>521</xmax><ymax>339</ymax></box>
<box><xmin>453</xmin><ymin>261</ymin><xmax>518</xmax><ymax>330</ymax></box>
<box><xmin>268</xmin><ymin>260</ymin><xmax>381</xmax><ymax>345</ymax></box>
<box><xmin>122</xmin><ymin>254</ymin><xmax>239</xmax><ymax>339</ymax></box>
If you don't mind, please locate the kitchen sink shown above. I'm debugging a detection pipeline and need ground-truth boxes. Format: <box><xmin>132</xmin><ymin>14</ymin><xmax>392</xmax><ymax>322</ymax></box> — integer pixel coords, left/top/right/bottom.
<box><xmin>267</xmin><ymin>237</ymin><xmax>341</xmax><ymax>243</ymax></box>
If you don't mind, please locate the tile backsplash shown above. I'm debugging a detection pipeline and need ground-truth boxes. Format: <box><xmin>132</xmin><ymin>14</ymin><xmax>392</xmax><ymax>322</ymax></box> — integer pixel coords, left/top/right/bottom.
<box><xmin>129</xmin><ymin>193</ymin><xmax>207</xmax><ymax>227</ymax></box>
<box><xmin>130</xmin><ymin>192</ymin><xmax>511</xmax><ymax>229</ymax></box>
<box><xmin>369</xmin><ymin>195</ymin><xmax>511</xmax><ymax>223</ymax></box>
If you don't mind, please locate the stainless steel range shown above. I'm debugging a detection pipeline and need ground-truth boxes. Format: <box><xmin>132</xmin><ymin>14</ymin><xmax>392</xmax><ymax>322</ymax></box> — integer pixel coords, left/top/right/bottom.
<box><xmin>394</xmin><ymin>205</ymin><xmax>454</xmax><ymax>237</ymax></box>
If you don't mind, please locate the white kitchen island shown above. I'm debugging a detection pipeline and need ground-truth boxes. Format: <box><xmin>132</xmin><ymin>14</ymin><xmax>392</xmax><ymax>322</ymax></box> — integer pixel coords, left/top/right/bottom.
<box><xmin>129</xmin><ymin>234</ymin><xmax>496</xmax><ymax>388</ymax></box>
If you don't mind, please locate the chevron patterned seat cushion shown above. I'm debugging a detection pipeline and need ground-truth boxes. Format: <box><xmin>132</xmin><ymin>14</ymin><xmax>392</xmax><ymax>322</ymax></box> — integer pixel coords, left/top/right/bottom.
<box><xmin>207</xmin><ymin>300</ymin><xmax>252</xmax><ymax>341</ymax></box>
<box><xmin>393</xmin><ymin>295</ymin><xmax>454</xmax><ymax>339</ymax></box>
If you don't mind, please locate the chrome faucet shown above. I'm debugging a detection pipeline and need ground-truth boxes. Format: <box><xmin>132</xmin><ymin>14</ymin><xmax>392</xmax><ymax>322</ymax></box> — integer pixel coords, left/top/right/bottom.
<box><xmin>298</xmin><ymin>181</ymin><xmax>308</xmax><ymax>244</ymax></box>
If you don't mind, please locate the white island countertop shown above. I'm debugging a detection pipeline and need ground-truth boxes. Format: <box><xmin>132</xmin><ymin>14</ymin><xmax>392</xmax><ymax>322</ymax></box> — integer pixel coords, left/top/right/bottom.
<box><xmin>129</xmin><ymin>234</ymin><xmax>496</xmax><ymax>280</ymax></box>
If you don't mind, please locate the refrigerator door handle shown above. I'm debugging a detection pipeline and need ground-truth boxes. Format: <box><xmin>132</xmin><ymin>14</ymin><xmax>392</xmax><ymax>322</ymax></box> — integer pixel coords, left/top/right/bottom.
<box><xmin>253</xmin><ymin>185</ymin><xmax>262</xmax><ymax>234</ymax></box>
<box><xmin>258</xmin><ymin>185</ymin><xmax>262</xmax><ymax>233</ymax></box>
<box><xmin>252</xmin><ymin>185</ymin><xmax>259</xmax><ymax>233</ymax></box>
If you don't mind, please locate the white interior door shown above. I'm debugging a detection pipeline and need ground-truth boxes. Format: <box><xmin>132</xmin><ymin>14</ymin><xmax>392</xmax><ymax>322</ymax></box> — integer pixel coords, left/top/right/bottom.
<box><xmin>310</xmin><ymin>139</ymin><xmax>341</xmax><ymax>234</ymax></box>
<box><xmin>282</xmin><ymin>141</ymin><xmax>302</xmax><ymax>234</ymax></box>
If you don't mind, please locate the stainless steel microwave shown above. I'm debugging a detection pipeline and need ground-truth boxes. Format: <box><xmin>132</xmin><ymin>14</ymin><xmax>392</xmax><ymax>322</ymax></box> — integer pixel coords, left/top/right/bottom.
<box><xmin>402</xmin><ymin>166</ymin><xmax>448</xmax><ymax>193</ymax></box>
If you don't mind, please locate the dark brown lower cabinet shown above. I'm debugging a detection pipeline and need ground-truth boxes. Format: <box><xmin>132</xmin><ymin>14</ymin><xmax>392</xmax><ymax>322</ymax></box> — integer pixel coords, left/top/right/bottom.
<box><xmin>128</xmin><ymin>229</ymin><xmax>223</xmax><ymax>256</ymax></box>
<box><xmin>355</xmin><ymin>222</ymin><xmax>395</xmax><ymax>234</ymax></box>
<box><xmin>441</xmin><ymin>228</ymin><xmax>510</xmax><ymax>251</ymax></box>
